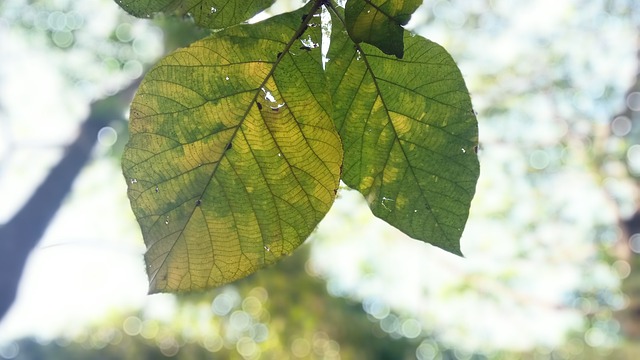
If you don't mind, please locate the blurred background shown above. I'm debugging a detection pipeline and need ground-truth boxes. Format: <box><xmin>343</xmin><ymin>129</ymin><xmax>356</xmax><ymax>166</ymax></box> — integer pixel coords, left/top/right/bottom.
<box><xmin>1</xmin><ymin>0</ymin><xmax>640</xmax><ymax>358</ymax></box>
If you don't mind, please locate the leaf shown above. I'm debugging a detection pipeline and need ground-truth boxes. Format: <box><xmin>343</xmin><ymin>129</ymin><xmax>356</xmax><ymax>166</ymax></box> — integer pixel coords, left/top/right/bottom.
<box><xmin>122</xmin><ymin>4</ymin><xmax>342</xmax><ymax>293</ymax></box>
<box><xmin>328</xmin><ymin>8</ymin><xmax>479</xmax><ymax>255</ymax></box>
<box><xmin>344</xmin><ymin>0</ymin><xmax>422</xmax><ymax>58</ymax></box>
<box><xmin>114</xmin><ymin>0</ymin><xmax>275</xmax><ymax>29</ymax></box>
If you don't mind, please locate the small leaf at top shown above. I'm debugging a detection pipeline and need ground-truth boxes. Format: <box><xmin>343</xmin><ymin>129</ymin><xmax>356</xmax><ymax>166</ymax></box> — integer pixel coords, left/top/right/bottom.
<box><xmin>328</xmin><ymin>7</ymin><xmax>479</xmax><ymax>255</ymax></box>
<box><xmin>114</xmin><ymin>0</ymin><xmax>275</xmax><ymax>29</ymax></box>
<box><xmin>122</xmin><ymin>5</ymin><xmax>342</xmax><ymax>293</ymax></box>
<box><xmin>344</xmin><ymin>0</ymin><xmax>422</xmax><ymax>58</ymax></box>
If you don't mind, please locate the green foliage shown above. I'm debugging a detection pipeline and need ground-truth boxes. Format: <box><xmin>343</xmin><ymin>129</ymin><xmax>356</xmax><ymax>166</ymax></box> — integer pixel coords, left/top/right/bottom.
<box><xmin>114</xmin><ymin>0</ymin><xmax>275</xmax><ymax>29</ymax></box>
<box><xmin>117</xmin><ymin>0</ymin><xmax>479</xmax><ymax>293</ymax></box>
<box><xmin>329</xmin><ymin>6</ymin><xmax>478</xmax><ymax>254</ymax></box>
<box><xmin>345</xmin><ymin>0</ymin><xmax>422</xmax><ymax>58</ymax></box>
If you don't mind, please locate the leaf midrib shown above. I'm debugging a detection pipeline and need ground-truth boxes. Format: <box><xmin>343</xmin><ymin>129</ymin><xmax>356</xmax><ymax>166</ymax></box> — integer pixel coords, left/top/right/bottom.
<box><xmin>148</xmin><ymin>1</ymin><xmax>327</xmax><ymax>289</ymax></box>
<box><xmin>330</xmin><ymin>2</ymin><xmax>458</xmax><ymax>243</ymax></box>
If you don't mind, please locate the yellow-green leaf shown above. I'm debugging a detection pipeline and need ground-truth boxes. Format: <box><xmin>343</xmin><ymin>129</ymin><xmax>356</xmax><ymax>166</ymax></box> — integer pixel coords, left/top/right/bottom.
<box><xmin>345</xmin><ymin>0</ymin><xmax>422</xmax><ymax>58</ymax></box>
<box><xmin>328</xmin><ymin>8</ymin><xmax>479</xmax><ymax>255</ymax></box>
<box><xmin>114</xmin><ymin>0</ymin><xmax>275</xmax><ymax>29</ymax></box>
<box><xmin>122</xmin><ymin>6</ymin><xmax>342</xmax><ymax>293</ymax></box>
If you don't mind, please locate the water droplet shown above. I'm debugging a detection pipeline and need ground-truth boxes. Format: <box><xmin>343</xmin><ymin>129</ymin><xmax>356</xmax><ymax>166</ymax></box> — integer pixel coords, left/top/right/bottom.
<box><xmin>130</xmin><ymin>178</ymin><xmax>137</xmax><ymax>184</ymax></box>
<box><xmin>164</xmin><ymin>217</ymin><xmax>169</xmax><ymax>225</ymax></box>
<box><xmin>264</xmin><ymin>245</ymin><xmax>271</xmax><ymax>252</ymax></box>
<box><xmin>277</xmin><ymin>153</ymin><xmax>282</xmax><ymax>157</ymax></box>
<box><xmin>461</xmin><ymin>148</ymin><xmax>466</xmax><ymax>153</ymax></box>
<box><xmin>356</xmin><ymin>50</ymin><xmax>362</xmax><ymax>61</ymax></box>
<box><xmin>196</xmin><ymin>199</ymin><xmax>201</xmax><ymax>206</ymax></box>
<box><xmin>155</xmin><ymin>185</ymin><xmax>159</xmax><ymax>193</ymax></box>
<box><xmin>210</xmin><ymin>6</ymin><xmax>217</xmax><ymax>13</ymax></box>
<box><xmin>414</xmin><ymin>209</ymin><xmax>418</xmax><ymax>213</ymax></box>
<box><xmin>225</xmin><ymin>76</ymin><xmax>229</xmax><ymax>80</ymax></box>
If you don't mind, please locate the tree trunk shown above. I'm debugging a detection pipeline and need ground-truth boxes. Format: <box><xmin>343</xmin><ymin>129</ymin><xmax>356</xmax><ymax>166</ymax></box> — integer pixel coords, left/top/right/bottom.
<box><xmin>0</xmin><ymin>81</ymin><xmax>138</xmax><ymax>322</ymax></box>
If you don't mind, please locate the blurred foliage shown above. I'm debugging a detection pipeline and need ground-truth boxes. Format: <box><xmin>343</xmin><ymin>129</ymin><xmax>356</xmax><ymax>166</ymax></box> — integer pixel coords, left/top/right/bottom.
<box><xmin>4</xmin><ymin>246</ymin><xmax>424</xmax><ymax>359</ymax></box>
<box><xmin>3</xmin><ymin>0</ymin><xmax>640</xmax><ymax>358</ymax></box>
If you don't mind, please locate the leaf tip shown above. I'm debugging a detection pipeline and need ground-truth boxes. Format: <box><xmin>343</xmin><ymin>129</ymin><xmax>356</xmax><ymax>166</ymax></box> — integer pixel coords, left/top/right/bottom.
<box><xmin>439</xmin><ymin>243</ymin><xmax>464</xmax><ymax>258</ymax></box>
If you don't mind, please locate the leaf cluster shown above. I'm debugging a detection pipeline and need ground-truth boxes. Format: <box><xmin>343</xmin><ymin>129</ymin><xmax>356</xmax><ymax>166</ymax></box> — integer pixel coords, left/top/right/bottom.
<box><xmin>116</xmin><ymin>0</ymin><xmax>479</xmax><ymax>294</ymax></box>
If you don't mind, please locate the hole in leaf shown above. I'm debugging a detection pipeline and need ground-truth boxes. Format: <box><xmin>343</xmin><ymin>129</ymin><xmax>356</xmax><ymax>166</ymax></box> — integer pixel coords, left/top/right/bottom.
<box><xmin>261</xmin><ymin>87</ymin><xmax>276</xmax><ymax>103</ymax></box>
<box><xmin>270</xmin><ymin>103</ymin><xmax>285</xmax><ymax>111</ymax></box>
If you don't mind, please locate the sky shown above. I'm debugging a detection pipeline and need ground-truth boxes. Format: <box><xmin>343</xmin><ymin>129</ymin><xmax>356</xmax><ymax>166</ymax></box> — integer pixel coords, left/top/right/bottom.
<box><xmin>0</xmin><ymin>0</ymin><xmax>639</xmax><ymax>356</ymax></box>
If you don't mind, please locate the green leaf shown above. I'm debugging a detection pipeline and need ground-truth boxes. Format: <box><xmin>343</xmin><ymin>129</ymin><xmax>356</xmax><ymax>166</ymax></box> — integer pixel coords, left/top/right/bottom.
<box><xmin>114</xmin><ymin>0</ymin><xmax>275</xmax><ymax>29</ymax></box>
<box><xmin>344</xmin><ymin>0</ymin><xmax>422</xmax><ymax>58</ymax></box>
<box><xmin>328</xmin><ymin>8</ymin><xmax>479</xmax><ymax>255</ymax></box>
<box><xmin>122</xmin><ymin>5</ymin><xmax>342</xmax><ymax>293</ymax></box>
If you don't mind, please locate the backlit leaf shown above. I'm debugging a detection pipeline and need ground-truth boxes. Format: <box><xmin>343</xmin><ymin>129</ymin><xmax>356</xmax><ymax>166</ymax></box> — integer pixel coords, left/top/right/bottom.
<box><xmin>345</xmin><ymin>0</ymin><xmax>422</xmax><ymax>58</ymax></box>
<box><xmin>122</xmin><ymin>5</ymin><xmax>342</xmax><ymax>293</ymax></box>
<box><xmin>114</xmin><ymin>0</ymin><xmax>275</xmax><ymax>29</ymax></box>
<box><xmin>328</xmin><ymin>8</ymin><xmax>479</xmax><ymax>255</ymax></box>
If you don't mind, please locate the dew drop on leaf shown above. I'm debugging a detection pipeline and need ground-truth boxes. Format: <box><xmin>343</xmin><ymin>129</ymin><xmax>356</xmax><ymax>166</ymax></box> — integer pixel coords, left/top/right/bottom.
<box><xmin>196</xmin><ymin>199</ymin><xmax>201</xmax><ymax>206</ymax></box>
<box><xmin>210</xmin><ymin>6</ymin><xmax>217</xmax><ymax>13</ymax></box>
<box><xmin>225</xmin><ymin>76</ymin><xmax>229</xmax><ymax>80</ymax></box>
<box><xmin>264</xmin><ymin>245</ymin><xmax>270</xmax><ymax>252</ymax></box>
<box><xmin>155</xmin><ymin>185</ymin><xmax>159</xmax><ymax>193</ymax></box>
<box><xmin>164</xmin><ymin>217</ymin><xmax>169</xmax><ymax>225</ymax></box>
<box><xmin>130</xmin><ymin>178</ymin><xmax>137</xmax><ymax>184</ymax></box>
